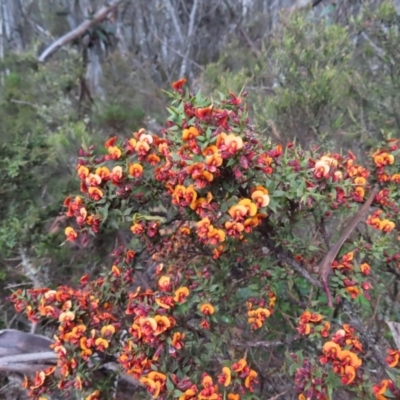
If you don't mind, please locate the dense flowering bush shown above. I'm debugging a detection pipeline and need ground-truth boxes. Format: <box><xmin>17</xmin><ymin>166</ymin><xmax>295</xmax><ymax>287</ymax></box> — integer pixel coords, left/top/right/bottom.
<box><xmin>9</xmin><ymin>79</ymin><xmax>400</xmax><ymax>399</ymax></box>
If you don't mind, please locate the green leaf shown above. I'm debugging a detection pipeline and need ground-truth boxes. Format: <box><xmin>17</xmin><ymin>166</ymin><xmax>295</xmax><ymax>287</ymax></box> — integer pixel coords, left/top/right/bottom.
<box><xmin>166</xmin><ymin>378</ymin><xmax>174</xmax><ymax>392</ymax></box>
<box><xmin>273</xmin><ymin>190</ymin><xmax>287</xmax><ymax>198</ymax></box>
<box><xmin>123</xmin><ymin>207</ymin><xmax>133</xmax><ymax>216</ymax></box>
<box><xmin>209</xmin><ymin>284</ymin><xmax>220</xmax><ymax>292</ymax></box>
<box><xmin>287</xmin><ymin>278</ymin><xmax>294</xmax><ymax>293</ymax></box>
<box><xmin>99</xmin><ymin>202</ymin><xmax>110</xmax><ymax>221</ymax></box>
<box><xmin>167</xmin><ymin>106</ymin><xmax>181</xmax><ymax>115</ymax></box>
<box><xmin>385</xmin><ymin>368</ymin><xmax>400</xmax><ymax>382</ymax></box>
<box><xmin>237</xmin><ymin>287</ymin><xmax>259</xmax><ymax>299</ymax></box>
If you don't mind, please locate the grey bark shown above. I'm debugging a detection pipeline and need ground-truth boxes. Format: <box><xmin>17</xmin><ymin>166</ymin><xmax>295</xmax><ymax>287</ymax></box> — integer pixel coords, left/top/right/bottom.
<box><xmin>178</xmin><ymin>0</ymin><xmax>199</xmax><ymax>78</ymax></box>
<box><xmin>0</xmin><ymin>329</ymin><xmax>53</xmax><ymax>357</ymax></box>
<box><xmin>0</xmin><ymin>0</ymin><xmax>24</xmax><ymax>53</ymax></box>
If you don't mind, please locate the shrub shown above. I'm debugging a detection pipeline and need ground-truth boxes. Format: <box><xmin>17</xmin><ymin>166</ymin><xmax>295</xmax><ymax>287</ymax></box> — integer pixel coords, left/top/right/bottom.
<box><xmin>9</xmin><ymin>79</ymin><xmax>400</xmax><ymax>399</ymax></box>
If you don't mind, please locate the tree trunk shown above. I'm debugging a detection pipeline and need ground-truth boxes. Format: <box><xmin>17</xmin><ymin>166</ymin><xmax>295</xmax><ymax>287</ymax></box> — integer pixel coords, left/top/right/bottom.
<box><xmin>0</xmin><ymin>0</ymin><xmax>23</xmax><ymax>54</ymax></box>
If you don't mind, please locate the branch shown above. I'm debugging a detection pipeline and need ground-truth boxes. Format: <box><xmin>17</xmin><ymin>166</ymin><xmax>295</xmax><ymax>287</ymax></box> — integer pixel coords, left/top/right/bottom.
<box><xmin>343</xmin><ymin>302</ymin><xmax>389</xmax><ymax>369</ymax></box>
<box><xmin>260</xmin><ymin>224</ymin><xmax>323</xmax><ymax>289</ymax></box>
<box><xmin>360</xmin><ymin>31</ymin><xmax>385</xmax><ymax>59</ymax></box>
<box><xmin>279</xmin><ymin>252</ymin><xmax>323</xmax><ymax>289</ymax></box>
<box><xmin>154</xmin><ymin>33</ymin><xmax>204</xmax><ymax>71</ymax></box>
<box><xmin>0</xmin><ymin>353</ymin><xmax>143</xmax><ymax>387</ymax></box>
<box><xmin>318</xmin><ymin>186</ymin><xmax>378</xmax><ymax>306</ymax></box>
<box><xmin>0</xmin><ymin>351</ymin><xmax>56</xmax><ymax>364</ymax></box>
<box><xmin>231</xmin><ymin>335</ymin><xmax>300</xmax><ymax>349</ymax></box>
<box><xmin>245</xmin><ymin>86</ymin><xmax>276</xmax><ymax>93</ymax></box>
<box><xmin>267</xmin><ymin>390</ymin><xmax>290</xmax><ymax>400</ymax></box>
<box><xmin>238</xmin><ymin>26</ymin><xmax>259</xmax><ymax>58</ymax></box>
<box><xmin>10</xmin><ymin>99</ymin><xmax>39</xmax><ymax>108</ymax></box>
<box><xmin>38</xmin><ymin>1</ymin><xmax>122</xmax><ymax>63</ymax></box>
<box><xmin>0</xmin><ymin>329</ymin><xmax>142</xmax><ymax>387</ymax></box>
<box><xmin>0</xmin><ymin>329</ymin><xmax>54</xmax><ymax>356</ymax></box>
<box><xmin>260</xmin><ymin>186</ymin><xmax>377</xmax><ymax>307</ymax></box>
<box><xmin>0</xmin><ymin>362</ymin><xmax>54</xmax><ymax>374</ymax></box>
<box><xmin>20</xmin><ymin>1</ymin><xmax>54</xmax><ymax>42</ymax></box>
<box><xmin>0</xmin><ymin>350</ymin><xmax>56</xmax><ymax>374</ymax></box>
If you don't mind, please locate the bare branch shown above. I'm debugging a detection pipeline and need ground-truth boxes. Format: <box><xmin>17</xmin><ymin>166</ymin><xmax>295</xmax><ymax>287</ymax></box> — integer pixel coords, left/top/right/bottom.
<box><xmin>10</xmin><ymin>99</ymin><xmax>38</xmax><ymax>108</ymax></box>
<box><xmin>154</xmin><ymin>33</ymin><xmax>204</xmax><ymax>71</ymax></box>
<box><xmin>0</xmin><ymin>329</ymin><xmax>53</xmax><ymax>356</ymax></box>
<box><xmin>0</xmin><ymin>362</ymin><xmax>53</xmax><ymax>374</ymax></box>
<box><xmin>267</xmin><ymin>390</ymin><xmax>289</xmax><ymax>400</ymax></box>
<box><xmin>0</xmin><ymin>351</ymin><xmax>56</xmax><ymax>364</ymax></box>
<box><xmin>4</xmin><ymin>282</ymin><xmax>31</xmax><ymax>289</ymax></box>
<box><xmin>238</xmin><ymin>26</ymin><xmax>259</xmax><ymax>58</ymax></box>
<box><xmin>261</xmin><ymin>229</ymin><xmax>323</xmax><ymax>289</ymax></box>
<box><xmin>343</xmin><ymin>302</ymin><xmax>389</xmax><ymax>369</ymax></box>
<box><xmin>20</xmin><ymin>0</ymin><xmax>54</xmax><ymax>42</ymax></box>
<box><xmin>231</xmin><ymin>335</ymin><xmax>299</xmax><ymax>349</ymax></box>
<box><xmin>38</xmin><ymin>1</ymin><xmax>122</xmax><ymax>63</ymax></box>
<box><xmin>318</xmin><ymin>186</ymin><xmax>378</xmax><ymax>306</ymax></box>
<box><xmin>386</xmin><ymin>321</ymin><xmax>400</xmax><ymax>350</ymax></box>
<box><xmin>245</xmin><ymin>86</ymin><xmax>276</xmax><ymax>93</ymax></box>
<box><xmin>0</xmin><ymin>331</ymin><xmax>143</xmax><ymax>388</ymax></box>
<box><xmin>360</xmin><ymin>32</ymin><xmax>385</xmax><ymax>59</ymax></box>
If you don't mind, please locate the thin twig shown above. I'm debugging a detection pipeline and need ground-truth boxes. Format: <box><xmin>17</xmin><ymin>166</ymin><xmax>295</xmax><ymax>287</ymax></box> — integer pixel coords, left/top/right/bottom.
<box><xmin>154</xmin><ymin>33</ymin><xmax>204</xmax><ymax>71</ymax></box>
<box><xmin>343</xmin><ymin>301</ymin><xmax>389</xmax><ymax>370</ymax></box>
<box><xmin>5</xmin><ymin>314</ymin><xmax>16</xmax><ymax>330</ymax></box>
<box><xmin>360</xmin><ymin>31</ymin><xmax>385</xmax><ymax>59</ymax></box>
<box><xmin>4</xmin><ymin>282</ymin><xmax>31</xmax><ymax>289</ymax></box>
<box><xmin>238</xmin><ymin>26</ymin><xmax>259</xmax><ymax>58</ymax></box>
<box><xmin>231</xmin><ymin>335</ymin><xmax>300</xmax><ymax>349</ymax></box>
<box><xmin>267</xmin><ymin>390</ymin><xmax>289</xmax><ymax>400</ymax></box>
<box><xmin>368</xmin><ymin>294</ymin><xmax>382</xmax><ymax>330</ymax></box>
<box><xmin>318</xmin><ymin>186</ymin><xmax>378</xmax><ymax>306</ymax></box>
<box><xmin>267</xmin><ymin>120</ymin><xmax>281</xmax><ymax>141</ymax></box>
<box><xmin>10</xmin><ymin>99</ymin><xmax>38</xmax><ymax>108</ymax></box>
<box><xmin>246</xmin><ymin>86</ymin><xmax>276</xmax><ymax>93</ymax></box>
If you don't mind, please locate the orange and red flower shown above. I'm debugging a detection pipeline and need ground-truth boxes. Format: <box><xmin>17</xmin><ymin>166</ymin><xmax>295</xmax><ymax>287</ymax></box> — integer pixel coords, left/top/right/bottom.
<box><xmin>182</xmin><ymin>126</ymin><xmax>200</xmax><ymax>141</ymax></box>
<box><xmin>172</xmin><ymin>77</ymin><xmax>186</xmax><ymax>91</ymax></box>
<box><xmin>65</xmin><ymin>227</ymin><xmax>78</xmax><ymax>242</ymax></box>
<box><xmin>200</xmin><ymin>303</ymin><xmax>215</xmax><ymax>315</ymax></box>
<box><xmin>218</xmin><ymin>367</ymin><xmax>231</xmax><ymax>387</ymax></box>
